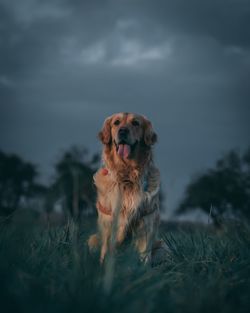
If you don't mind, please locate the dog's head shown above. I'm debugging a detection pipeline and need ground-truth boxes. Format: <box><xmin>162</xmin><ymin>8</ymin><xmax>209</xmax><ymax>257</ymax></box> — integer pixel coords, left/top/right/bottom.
<box><xmin>98</xmin><ymin>112</ymin><xmax>157</xmax><ymax>160</ymax></box>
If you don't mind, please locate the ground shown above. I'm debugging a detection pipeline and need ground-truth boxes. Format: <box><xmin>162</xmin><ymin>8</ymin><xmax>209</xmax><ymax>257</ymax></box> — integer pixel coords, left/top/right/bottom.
<box><xmin>0</xmin><ymin>210</ymin><xmax>250</xmax><ymax>313</ymax></box>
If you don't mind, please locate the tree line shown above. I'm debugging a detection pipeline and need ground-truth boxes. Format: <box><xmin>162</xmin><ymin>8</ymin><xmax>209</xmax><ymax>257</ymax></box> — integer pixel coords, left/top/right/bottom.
<box><xmin>0</xmin><ymin>146</ymin><xmax>99</xmax><ymax>220</ymax></box>
<box><xmin>0</xmin><ymin>146</ymin><xmax>250</xmax><ymax>224</ymax></box>
<box><xmin>176</xmin><ymin>148</ymin><xmax>250</xmax><ymax>224</ymax></box>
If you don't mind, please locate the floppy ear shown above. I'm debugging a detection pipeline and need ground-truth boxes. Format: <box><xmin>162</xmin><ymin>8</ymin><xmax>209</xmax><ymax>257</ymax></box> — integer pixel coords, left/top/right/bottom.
<box><xmin>143</xmin><ymin>117</ymin><xmax>157</xmax><ymax>146</ymax></box>
<box><xmin>98</xmin><ymin>116</ymin><xmax>112</xmax><ymax>144</ymax></box>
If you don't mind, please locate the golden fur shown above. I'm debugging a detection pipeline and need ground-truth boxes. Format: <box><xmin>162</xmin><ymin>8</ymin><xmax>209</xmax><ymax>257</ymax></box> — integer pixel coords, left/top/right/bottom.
<box><xmin>88</xmin><ymin>113</ymin><xmax>160</xmax><ymax>264</ymax></box>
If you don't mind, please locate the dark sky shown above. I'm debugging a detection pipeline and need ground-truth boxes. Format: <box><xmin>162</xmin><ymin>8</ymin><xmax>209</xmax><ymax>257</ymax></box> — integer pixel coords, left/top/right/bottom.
<box><xmin>0</xmin><ymin>0</ymin><xmax>250</xmax><ymax>215</ymax></box>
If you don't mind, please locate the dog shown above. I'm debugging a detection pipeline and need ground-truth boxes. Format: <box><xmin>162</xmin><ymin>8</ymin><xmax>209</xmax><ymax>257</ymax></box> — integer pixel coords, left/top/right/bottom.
<box><xmin>88</xmin><ymin>112</ymin><xmax>161</xmax><ymax>264</ymax></box>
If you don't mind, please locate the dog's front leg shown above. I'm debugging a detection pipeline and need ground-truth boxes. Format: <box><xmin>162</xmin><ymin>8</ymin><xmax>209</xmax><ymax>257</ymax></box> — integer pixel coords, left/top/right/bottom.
<box><xmin>116</xmin><ymin>218</ymin><xmax>128</xmax><ymax>245</ymax></box>
<box><xmin>134</xmin><ymin>166</ymin><xmax>160</xmax><ymax>263</ymax></box>
<box><xmin>100</xmin><ymin>225</ymin><xmax>111</xmax><ymax>263</ymax></box>
<box><xmin>133</xmin><ymin>219</ymin><xmax>148</xmax><ymax>261</ymax></box>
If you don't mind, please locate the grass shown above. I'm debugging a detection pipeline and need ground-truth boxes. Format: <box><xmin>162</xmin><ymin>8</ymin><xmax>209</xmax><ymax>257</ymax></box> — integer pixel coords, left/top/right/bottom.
<box><xmin>0</xmin><ymin>210</ymin><xmax>250</xmax><ymax>313</ymax></box>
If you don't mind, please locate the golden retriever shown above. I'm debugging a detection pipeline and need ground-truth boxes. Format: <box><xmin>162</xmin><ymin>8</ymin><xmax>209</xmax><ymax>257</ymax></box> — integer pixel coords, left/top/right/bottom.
<box><xmin>88</xmin><ymin>112</ymin><xmax>160</xmax><ymax>264</ymax></box>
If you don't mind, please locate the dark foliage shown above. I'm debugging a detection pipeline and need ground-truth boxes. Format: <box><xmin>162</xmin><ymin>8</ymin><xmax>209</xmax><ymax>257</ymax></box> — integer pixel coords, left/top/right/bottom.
<box><xmin>0</xmin><ymin>151</ymin><xmax>46</xmax><ymax>216</ymax></box>
<box><xmin>177</xmin><ymin>148</ymin><xmax>250</xmax><ymax>222</ymax></box>
<box><xmin>46</xmin><ymin>146</ymin><xmax>100</xmax><ymax>219</ymax></box>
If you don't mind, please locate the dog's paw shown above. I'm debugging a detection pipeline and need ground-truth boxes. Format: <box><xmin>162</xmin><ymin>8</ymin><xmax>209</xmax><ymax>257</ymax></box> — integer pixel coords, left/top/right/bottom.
<box><xmin>87</xmin><ymin>233</ymin><xmax>99</xmax><ymax>251</ymax></box>
<box><xmin>151</xmin><ymin>240</ymin><xmax>171</xmax><ymax>266</ymax></box>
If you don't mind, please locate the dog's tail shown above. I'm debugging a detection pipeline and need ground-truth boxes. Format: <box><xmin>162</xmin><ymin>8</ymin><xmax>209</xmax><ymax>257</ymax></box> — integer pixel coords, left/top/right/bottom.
<box><xmin>87</xmin><ymin>233</ymin><xmax>99</xmax><ymax>251</ymax></box>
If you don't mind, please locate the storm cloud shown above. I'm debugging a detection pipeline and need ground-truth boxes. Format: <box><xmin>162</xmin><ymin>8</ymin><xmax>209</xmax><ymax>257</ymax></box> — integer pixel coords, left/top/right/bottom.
<box><xmin>0</xmin><ymin>0</ymin><xmax>250</xmax><ymax>214</ymax></box>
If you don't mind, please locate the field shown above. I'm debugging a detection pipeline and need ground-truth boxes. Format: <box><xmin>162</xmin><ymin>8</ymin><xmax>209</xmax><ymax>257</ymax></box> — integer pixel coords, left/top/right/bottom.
<box><xmin>0</xmin><ymin>211</ymin><xmax>250</xmax><ymax>313</ymax></box>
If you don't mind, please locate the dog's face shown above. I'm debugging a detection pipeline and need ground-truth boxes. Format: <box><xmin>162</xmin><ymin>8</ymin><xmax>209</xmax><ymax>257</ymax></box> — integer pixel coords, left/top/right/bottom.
<box><xmin>98</xmin><ymin>113</ymin><xmax>157</xmax><ymax>160</ymax></box>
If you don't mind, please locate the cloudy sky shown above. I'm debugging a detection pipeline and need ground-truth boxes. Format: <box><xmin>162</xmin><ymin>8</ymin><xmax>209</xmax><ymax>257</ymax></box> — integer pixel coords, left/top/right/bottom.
<box><xmin>0</xmin><ymin>0</ymin><xmax>250</xmax><ymax>215</ymax></box>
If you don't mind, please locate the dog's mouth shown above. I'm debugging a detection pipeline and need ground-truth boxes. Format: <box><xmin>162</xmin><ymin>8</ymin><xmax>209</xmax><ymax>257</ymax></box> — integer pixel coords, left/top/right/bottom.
<box><xmin>114</xmin><ymin>141</ymin><xmax>137</xmax><ymax>159</ymax></box>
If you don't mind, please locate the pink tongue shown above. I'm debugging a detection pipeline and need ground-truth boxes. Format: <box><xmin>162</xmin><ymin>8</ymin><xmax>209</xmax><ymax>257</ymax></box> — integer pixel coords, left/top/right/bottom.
<box><xmin>118</xmin><ymin>144</ymin><xmax>131</xmax><ymax>158</ymax></box>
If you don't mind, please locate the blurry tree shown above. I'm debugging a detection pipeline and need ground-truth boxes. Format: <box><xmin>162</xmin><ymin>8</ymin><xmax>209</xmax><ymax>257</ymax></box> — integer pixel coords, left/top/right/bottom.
<box><xmin>159</xmin><ymin>188</ymin><xmax>165</xmax><ymax>213</ymax></box>
<box><xmin>0</xmin><ymin>150</ymin><xmax>45</xmax><ymax>216</ymax></box>
<box><xmin>47</xmin><ymin>146</ymin><xmax>100</xmax><ymax>220</ymax></box>
<box><xmin>176</xmin><ymin>148</ymin><xmax>250</xmax><ymax>224</ymax></box>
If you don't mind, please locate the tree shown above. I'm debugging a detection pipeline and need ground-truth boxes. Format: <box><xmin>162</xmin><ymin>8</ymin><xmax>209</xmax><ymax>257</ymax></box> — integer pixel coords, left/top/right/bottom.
<box><xmin>0</xmin><ymin>150</ymin><xmax>43</xmax><ymax>216</ymax></box>
<box><xmin>47</xmin><ymin>146</ymin><xmax>100</xmax><ymax>220</ymax></box>
<box><xmin>176</xmin><ymin>148</ymin><xmax>250</xmax><ymax>224</ymax></box>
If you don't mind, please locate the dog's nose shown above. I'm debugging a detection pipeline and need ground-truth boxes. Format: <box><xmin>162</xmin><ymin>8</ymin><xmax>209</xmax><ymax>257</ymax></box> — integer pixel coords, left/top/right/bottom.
<box><xmin>118</xmin><ymin>127</ymin><xmax>129</xmax><ymax>138</ymax></box>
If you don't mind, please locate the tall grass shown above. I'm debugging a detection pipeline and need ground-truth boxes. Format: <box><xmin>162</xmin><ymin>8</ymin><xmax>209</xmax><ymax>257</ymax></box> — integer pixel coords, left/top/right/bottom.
<box><xmin>0</xmin><ymin>211</ymin><xmax>250</xmax><ymax>313</ymax></box>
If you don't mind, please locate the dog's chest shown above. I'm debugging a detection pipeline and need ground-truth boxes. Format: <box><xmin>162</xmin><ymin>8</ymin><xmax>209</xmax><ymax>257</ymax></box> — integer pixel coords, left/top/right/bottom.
<box><xmin>95</xmin><ymin>167</ymin><xmax>148</xmax><ymax>216</ymax></box>
<box><xmin>119</xmin><ymin>182</ymin><xmax>141</xmax><ymax>213</ymax></box>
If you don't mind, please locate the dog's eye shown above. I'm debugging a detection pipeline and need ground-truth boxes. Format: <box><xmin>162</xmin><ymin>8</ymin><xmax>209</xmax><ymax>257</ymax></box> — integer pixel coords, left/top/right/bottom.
<box><xmin>114</xmin><ymin>120</ymin><xmax>120</xmax><ymax>126</ymax></box>
<box><xmin>132</xmin><ymin>120</ymin><xmax>140</xmax><ymax>127</ymax></box>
